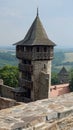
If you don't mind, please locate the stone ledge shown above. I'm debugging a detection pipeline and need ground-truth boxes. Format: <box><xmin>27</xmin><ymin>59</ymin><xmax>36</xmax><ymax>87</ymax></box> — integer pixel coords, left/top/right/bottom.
<box><xmin>0</xmin><ymin>93</ymin><xmax>73</xmax><ymax>129</ymax></box>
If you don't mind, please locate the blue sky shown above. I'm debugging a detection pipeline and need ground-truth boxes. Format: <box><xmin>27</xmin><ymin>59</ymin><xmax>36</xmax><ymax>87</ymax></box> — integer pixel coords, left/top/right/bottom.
<box><xmin>0</xmin><ymin>0</ymin><xmax>73</xmax><ymax>48</ymax></box>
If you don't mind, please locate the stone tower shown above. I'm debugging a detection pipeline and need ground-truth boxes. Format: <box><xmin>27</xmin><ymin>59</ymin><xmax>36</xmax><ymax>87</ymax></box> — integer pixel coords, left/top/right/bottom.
<box><xmin>14</xmin><ymin>10</ymin><xmax>55</xmax><ymax>102</ymax></box>
<box><xmin>58</xmin><ymin>66</ymin><xmax>69</xmax><ymax>84</ymax></box>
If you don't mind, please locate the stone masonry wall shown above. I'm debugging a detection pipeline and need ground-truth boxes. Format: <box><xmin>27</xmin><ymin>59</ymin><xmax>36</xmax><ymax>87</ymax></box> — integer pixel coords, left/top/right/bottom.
<box><xmin>0</xmin><ymin>93</ymin><xmax>73</xmax><ymax>129</ymax></box>
<box><xmin>0</xmin><ymin>84</ymin><xmax>14</xmax><ymax>99</ymax></box>
<box><xmin>31</xmin><ymin>60</ymin><xmax>51</xmax><ymax>100</ymax></box>
<box><xmin>39</xmin><ymin>71</ymin><xmax>49</xmax><ymax>99</ymax></box>
<box><xmin>0</xmin><ymin>97</ymin><xmax>19</xmax><ymax>110</ymax></box>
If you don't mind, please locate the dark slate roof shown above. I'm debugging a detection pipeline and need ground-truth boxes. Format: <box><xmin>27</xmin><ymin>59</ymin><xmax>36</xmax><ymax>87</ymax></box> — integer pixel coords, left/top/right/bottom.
<box><xmin>58</xmin><ymin>67</ymin><xmax>68</xmax><ymax>75</ymax></box>
<box><xmin>14</xmin><ymin>14</ymin><xmax>56</xmax><ymax>46</ymax></box>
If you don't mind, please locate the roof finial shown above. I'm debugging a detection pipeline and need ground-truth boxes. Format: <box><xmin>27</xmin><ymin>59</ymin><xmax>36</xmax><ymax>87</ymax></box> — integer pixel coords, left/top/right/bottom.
<box><xmin>37</xmin><ymin>7</ymin><xmax>39</xmax><ymax>17</ymax></box>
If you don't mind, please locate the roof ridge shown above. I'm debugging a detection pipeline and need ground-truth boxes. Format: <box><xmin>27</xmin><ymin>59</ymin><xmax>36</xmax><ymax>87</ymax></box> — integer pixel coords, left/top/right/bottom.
<box><xmin>14</xmin><ymin>14</ymin><xmax>56</xmax><ymax>46</ymax></box>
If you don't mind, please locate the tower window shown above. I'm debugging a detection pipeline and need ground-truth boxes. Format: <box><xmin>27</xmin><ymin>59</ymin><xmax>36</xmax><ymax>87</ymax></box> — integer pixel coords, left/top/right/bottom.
<box><xmin>26</xmin><ymin>47</ymin><xmax>32</xmax><ymax>52</ymax></box>
<box><xmin>37</xmin><ymin>47</ymin><xmax>39</xmax><ymax>52</ymax></box>
<box><xmin>50</xmin><ymin>46</ymin><xmax>53</xmax><ymax>51</ymax></box>
<box><xmin>25</xmin><ymin>88</ymin><xmax>31</xmax><ymax>98</ymax></box>
<box><xmin>21</xmin><ymin>46</ymin><xmax>24</xmax><ymax>51</ymax></box>
<box><xmin>22</xmin><ymin>72</ymin><xmax>31</xmax><ymax>81</ymax></box>
<box><xmin>22</xmin><ymin>60</ymin><xmax>31</xmax><ymax>64</ymax></box>
<box><xmin>44</xmin><ymin>64</ymin><xmax>46</xmax><ymax>69</ymax></box>
<box><xmin>44</xmin><ymin>47</ymin><xmax>47</xmax><ymax>52</ymax></box>
<box><xmin>24</xmin><ymin>47</ymin><xmax>26</xmax><ymax>52</ymax></box>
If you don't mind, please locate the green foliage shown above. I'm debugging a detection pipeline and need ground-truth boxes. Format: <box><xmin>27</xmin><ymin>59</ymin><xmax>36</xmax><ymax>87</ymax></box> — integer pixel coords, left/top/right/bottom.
<box><xmin>0</xmin><ymin>65</ymin><xmax>19</xmax><ymax>88</ymax></box>
<box><xmin>69</xmin><ymin>68</ymin><xmax>73</xmax><ymax>91</ymax></box>
<box><xmin>51</xmin><ymin>72</ymin><xmax>59</xmax><ymax>85</ymax></box>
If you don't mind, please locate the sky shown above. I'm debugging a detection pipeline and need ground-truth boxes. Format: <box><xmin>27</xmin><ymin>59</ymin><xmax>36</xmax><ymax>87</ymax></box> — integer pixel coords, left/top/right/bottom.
<box><xmin>0</xmin><ymin>0</ymin><xmax>73</xmax><ymax>48</ymax></box>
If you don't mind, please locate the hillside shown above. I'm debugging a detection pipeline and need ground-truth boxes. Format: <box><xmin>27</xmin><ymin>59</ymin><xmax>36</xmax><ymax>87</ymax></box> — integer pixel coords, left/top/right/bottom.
<box><xmin>52</xmin><ymin>48</ymin><xmax>73</xmax><ymax>72</ymax></box>
<box><xmin>0</xmin><ymin>51</ymin><xmax>18</xmax><ymax>67</ymax></box>
<box><xmin>64</xmin><ymin>52</ymin><xmax>73</xmax><ymax>62</ymax></box>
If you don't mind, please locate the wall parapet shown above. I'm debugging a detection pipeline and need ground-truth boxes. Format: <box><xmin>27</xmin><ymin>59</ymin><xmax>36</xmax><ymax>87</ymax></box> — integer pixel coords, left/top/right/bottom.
<box><xmin>0</xmin><ymin>93</ymin><xmax>73</xmax><ymax>129</ymax></box>
<box><xmin>0</xmin><ymin>84</ymin><xmax>14</xmax><ymax>99</ymax></box>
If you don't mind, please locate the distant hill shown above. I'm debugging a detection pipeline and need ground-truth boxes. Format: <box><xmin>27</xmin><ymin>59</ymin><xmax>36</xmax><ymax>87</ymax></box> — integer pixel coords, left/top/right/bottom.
<box><xmin>0</xmin><ymin>51</ymin><xmax>18</xmax><ymax>67</ymax></box>
<box><xmin>0</xmin><ymin>45</ymin><xmax>15</xmax><ymax>51</ymax></box>
<box><xmin>52</xmin><ymin>48</ymin><xmax>73</xmax><ymax>72</ymax></box>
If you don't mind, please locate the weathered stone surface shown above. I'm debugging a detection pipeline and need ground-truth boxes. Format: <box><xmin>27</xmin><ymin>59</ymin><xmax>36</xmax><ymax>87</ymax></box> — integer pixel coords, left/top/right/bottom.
<box><xmin>0</xmin><ymin>85</ymin><xmax>14</xmax><ymax>99</ymax></box>
<box><xmin>0</xmin><ymin>79</ymin><xmax>3</xmax><ymax>85</ymax></box>
<box><xmin>0</xmin><ymin>93</ymin><xmax>73</xmax><ymax>129</ymax></box>
<box><xmin>0</xmin><ymin>97</ymin><xmax>20</xmax><ymax>110</ymax></box>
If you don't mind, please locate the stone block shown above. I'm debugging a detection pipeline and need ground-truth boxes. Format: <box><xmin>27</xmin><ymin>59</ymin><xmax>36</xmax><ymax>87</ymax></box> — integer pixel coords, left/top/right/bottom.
<box><xmin>46</xmin><ymin>112</ymin><xmax>58</xmax><ymax>122</ymax></box>
<box><xmin>58</xmin><ymin>109</ymin><xmax>73</xmax><ymax>119</ymax></box>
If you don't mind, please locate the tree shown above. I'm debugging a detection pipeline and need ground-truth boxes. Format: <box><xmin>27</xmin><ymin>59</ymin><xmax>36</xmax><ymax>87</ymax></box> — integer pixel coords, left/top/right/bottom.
<box><xmin>51</xmin><ymin>72</ymin><xmax>59</xmax><ymax>85</ymax></box>
<box><xmin>0</xmin><ymin>65</ymin><xmax>19</xmax><ymax>87</ymax></box>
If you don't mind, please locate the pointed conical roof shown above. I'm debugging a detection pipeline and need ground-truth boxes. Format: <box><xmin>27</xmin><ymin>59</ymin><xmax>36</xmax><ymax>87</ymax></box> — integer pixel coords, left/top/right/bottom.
<box><xmin>14</xmin><ymin>13</ymin><xmax>56</xmax><ymax>46</ymax></box>
<box><xmin>58</xmin><ymin>67</ymin><xmax>68</xmax><ymax>75</ymax></box>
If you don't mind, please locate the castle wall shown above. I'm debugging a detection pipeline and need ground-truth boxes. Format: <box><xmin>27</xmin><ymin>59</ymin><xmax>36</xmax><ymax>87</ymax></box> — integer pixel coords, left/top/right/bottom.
<box><xmin>39</xmin><ymin>71</ymin><xmax>49</xmax><ymax>99</ymax></box>
<box><xmin>0</xmin><ymin>92</ymin><xmax>73</xmax><ymax>130</ymax></box>
<box><xmin>0</xmin><ymin>97</ymin><xmax>19</xmax><ymax>110</ymax></box>
<box><xmin>0</xmin><ymin>84</ymin><xmax>14</xmax><ymax>99</ymax></box>
<box><xmin>31</xmin><ymin>60</ymin><xmax>51</xmax><ymax>100</ymax></box>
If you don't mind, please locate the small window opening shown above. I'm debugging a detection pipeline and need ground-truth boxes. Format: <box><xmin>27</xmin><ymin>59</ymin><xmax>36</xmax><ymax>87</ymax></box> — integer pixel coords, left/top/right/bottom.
<box><xmin>44</xmin><ymin>47</ymin><xmax>47</xmax><ymax>52</ymax></box>
<box><xmin>37</xmin><ymin>47</ymin><xmax>39</xmax><ymax>52</ymax></box>
<box><xmin>44</xmin><ymin>64</ymin><xmax>46</xmax><ymax>69</ymax></box>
